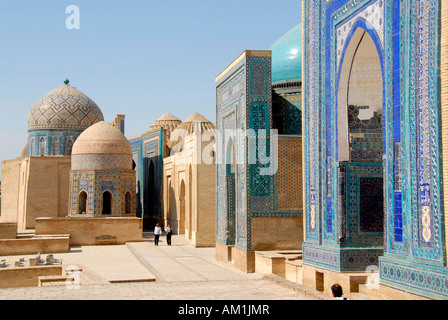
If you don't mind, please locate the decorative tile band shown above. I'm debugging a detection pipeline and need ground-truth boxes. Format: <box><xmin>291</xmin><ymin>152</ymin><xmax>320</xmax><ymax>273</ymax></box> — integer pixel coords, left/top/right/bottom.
<box><xmin>380</xmin><ymin>257</ymin><xmax>448</xmax><ymax>299</ymax></box>
<box><xmin>303</xmin><ymin>243</ymin><xmax>383</xmax><ymax>271</ymax></box>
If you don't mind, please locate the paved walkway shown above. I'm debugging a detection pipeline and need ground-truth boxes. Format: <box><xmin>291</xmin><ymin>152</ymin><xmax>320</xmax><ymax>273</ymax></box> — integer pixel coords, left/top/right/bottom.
<box><xmin>0</xmin><ymin>233</ymin><xmax>316</xmax><ymax>300</ymax></box>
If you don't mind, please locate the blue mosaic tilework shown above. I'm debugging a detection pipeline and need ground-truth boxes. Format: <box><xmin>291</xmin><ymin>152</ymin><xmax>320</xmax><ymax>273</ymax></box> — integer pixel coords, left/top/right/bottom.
<box><xmin>128</xmin><ymin>130</ymin><xmax>163</xmax><ymax>221</ymax></box>
<box><xmin>303</xmin><ymin>0</ymin><xmax>446</xmax><ymax>297</ymax></box>
<box><xmin>69</xmin><ymin>170</ymin><xmax>136</xmax><ymax>216</ymax></box>
<box><xmin>28</xmin><ymin>131</ymin><xmax>81</xmax><ymax>156</ymax></box>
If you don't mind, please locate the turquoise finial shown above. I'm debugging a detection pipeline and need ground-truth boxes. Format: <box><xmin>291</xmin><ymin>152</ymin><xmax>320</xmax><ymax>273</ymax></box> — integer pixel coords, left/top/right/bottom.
<box><xmin>64</xmin><ymin>78</ymin><xmax>70</xmax><ymax>85</ymax></box>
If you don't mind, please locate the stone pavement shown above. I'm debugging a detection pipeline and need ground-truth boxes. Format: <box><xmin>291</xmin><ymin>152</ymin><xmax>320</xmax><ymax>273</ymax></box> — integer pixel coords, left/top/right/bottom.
<box><xmin>0</xmin><ymin>233</ymin><xmax>319</xmax><ymax>300</ymax></box>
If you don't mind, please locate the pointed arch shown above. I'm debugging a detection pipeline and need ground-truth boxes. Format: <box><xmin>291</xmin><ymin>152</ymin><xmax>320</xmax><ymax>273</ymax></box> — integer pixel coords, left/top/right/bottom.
<box><xmin>78</xmin><ymin>190</ymin><xmax>87</xmax><ymax>214</ymax></box>
<box><xmin>102</xmin><ymin>191</ymin><xmax>113</xmax><ymax>215</ymax></box>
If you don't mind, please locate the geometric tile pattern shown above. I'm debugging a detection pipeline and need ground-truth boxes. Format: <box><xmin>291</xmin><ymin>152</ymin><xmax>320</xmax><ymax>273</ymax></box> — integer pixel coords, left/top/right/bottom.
<box><xmin>216</xmin><ymin>51</ymin><xmax>303</xmax><ymax>253</ymax></box>
<box><xmin>303</xmin><ymin>0</ymin><xmax>446</xmax><ymax>297</ymax></box>
<box><xmin>69</xmin><ymin>170</ymin><xmax>136</xmax><ymax>216</ymax></box>
<box><xmin>27</xmin><ymin>84</ymin><xmax>104</xmax><ymax>132</ymax></box>
<box><xmin>276</xmin><ymin>138</ymin><xmax>302</xmax><ymax>210</ymax></box>
<box><xmin>71</xmin><ymin>154</ymin><xmax>133</xmax><ymax>171</ymax></box>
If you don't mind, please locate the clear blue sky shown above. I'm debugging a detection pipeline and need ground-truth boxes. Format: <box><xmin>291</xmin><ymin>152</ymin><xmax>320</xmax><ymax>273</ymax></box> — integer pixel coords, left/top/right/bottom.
<box><xmin>0</xmin><ymin>0</ymin><xmax>301</xmax><ymax>175</ymax></box>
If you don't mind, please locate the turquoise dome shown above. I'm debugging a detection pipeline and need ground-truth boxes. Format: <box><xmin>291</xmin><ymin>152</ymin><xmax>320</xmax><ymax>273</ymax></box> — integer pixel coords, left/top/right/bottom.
<box><xmin>270</xmin><ymin>24</ymin><xmax>302</xmax><ymax>84</ymax></box>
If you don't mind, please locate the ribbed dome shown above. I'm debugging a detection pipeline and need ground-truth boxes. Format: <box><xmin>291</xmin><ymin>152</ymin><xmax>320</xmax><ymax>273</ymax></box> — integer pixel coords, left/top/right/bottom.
<box><xmin>167</xmin><ymin>113</ymin><xmax>215</xmax><ymax>149</ymax></box>
<box><xmin>176</xmin><ymin>113</ymin><xmax>215</xmax><ymax>133</ymax></box>
<box><xmin>20</xmin><ymin>144</ymin><xmax>28</xmax><ymax>157</ymax></box>
<box><xmin>72</xmin><ymin>121</ymin><xmax>132</xmax><ymax>156</ymax></box>
<box><xmin>270</xmin><ymin>24</ymin><xmax>302</xmax><ymax>84</ymax></box>
<box><xmin>27</xmin><ymin>83</ymin><xmax>104</xmax><ymax>132</ymax></box>
<box><xmin>149</xmin><ymin>113</ymin><xmax>182</xmax><ymax>133</ymax></box>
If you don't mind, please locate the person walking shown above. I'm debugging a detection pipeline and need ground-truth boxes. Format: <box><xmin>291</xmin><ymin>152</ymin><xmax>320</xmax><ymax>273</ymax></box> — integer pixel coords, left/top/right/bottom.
<box><xmin>165</xmin><ymin>224</ymin><xmax>173</xmax><ymax>246</ymax></box>
<box><xmin>154</xmin><ymin>223</ymin><xmax>162</xmax><ymax>246</ymax></box>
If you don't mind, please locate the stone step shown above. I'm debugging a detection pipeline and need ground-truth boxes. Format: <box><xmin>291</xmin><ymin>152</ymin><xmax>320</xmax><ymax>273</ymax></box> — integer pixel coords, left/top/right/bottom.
<box><xmin>38</xmin><ymin>275</ymin><xmax>70</xmax><ymax>287</ymax></box>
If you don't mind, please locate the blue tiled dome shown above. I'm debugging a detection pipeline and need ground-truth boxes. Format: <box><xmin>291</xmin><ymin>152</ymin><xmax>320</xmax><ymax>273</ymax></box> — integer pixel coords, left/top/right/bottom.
<box><xmin>27</xmin><ymin>83</ymin><xmax>104</xmax><ymax>132</ymax></box>
<box><xmin>270</xmin><ymin>24</ymin><xmax>302</xmax><ymax>84</ymax></box>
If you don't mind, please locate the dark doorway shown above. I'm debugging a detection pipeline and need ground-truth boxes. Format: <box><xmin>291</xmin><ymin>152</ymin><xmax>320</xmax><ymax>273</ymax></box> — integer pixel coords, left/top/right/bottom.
<box><xmin>125</xmin><ymin>191</ymin><xmax>132</xmax><ymax>214</ymax></box>
<box><xmin>102</xmin><ymin>191</ymin><xmax>112</xmax><ymax>215</ymax></box>
<box><xmin>78</xmin><ymin>191</ymin><xmax>87</xmax><ymax>214</ymax></box>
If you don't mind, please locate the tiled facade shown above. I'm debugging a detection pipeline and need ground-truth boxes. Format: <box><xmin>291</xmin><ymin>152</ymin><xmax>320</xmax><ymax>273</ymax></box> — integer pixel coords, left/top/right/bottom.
<box><xmin>128</xmin><ymin>114</ymin><xmax>182</xmax><ymax>229</ymax></box>
<box><xmin>302</xmin><ymin>0</ymin><xmax>448</xmax><ymax>299</ymax></box>
<box><xmin>215</xmin><ymin>50</ymin><xmax>303</xmax><ymax>272</ymax></box>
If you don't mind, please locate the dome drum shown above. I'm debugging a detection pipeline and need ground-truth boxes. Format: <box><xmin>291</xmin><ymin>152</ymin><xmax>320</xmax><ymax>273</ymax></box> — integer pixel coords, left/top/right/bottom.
<box><xmin>71</xmin><ymin>153</ymin><xmax>133</xmax><ymax>171</ymax></box>
<box><xmin>28</xmin><ymin>130</ymin><xmax>79</xmax><ymax>156</ymax></box>
<box><xmin>71</xmin><ymin>121</ymin><xmax>133</xmax><ymax>171</ymax></box>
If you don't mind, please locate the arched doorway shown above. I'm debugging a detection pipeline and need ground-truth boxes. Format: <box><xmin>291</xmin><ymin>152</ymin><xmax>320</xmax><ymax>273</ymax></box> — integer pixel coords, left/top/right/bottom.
<box><xmin>125</xmin><ymin>191</ymin><xmax>132</xmax><ymax>214</ymax></box>
<box><xmin>78</xmin><ymin>191</ymin><xmax>87</xmax><ymax>214</ymax></box>
<box><xmin>148</xmin><ymin>160</ymin><xmax>155</xmax><ymax>216</ymax></box>
<box><xmin>39</xmin><ymin>137</ymin><xmax>46</xmax><ymax>156</ymax></box>
<box><xmin>30</xmin><ymin>138</ymin><xmax>35</xmax><ymax>156</ymax></box>
<box><xmin>66</xmin><ymin>137</ymin><xmax>74</xmax><ymax>155</ymax></box>
<box><xmin>337</xmin><ymin>25</ymin><xmax>384</xmax><ymax>247</ymax></box>
<box><xmin>102</xmin><ymin>191</ymin><xmax>112</xmax><ymax>215</ymax></box>
<box><xmin>179</xmin><ymin>180</ymin><xmax>186</xmax><ymax>234</ymax></box>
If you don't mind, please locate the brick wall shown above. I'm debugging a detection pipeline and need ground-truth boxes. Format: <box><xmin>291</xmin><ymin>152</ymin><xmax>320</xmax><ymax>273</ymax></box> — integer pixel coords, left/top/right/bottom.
<box><xmin>277</xmin><ymin>138</ymin><xmax>302</xmax><ymax>210</ymax></box>
<box><xmin>0</xmin><ymin>223</ymin><xmax>17</xmax><ymax>239</ymax></box>
<box><xmin>251</xmin><ymin>217</ymin><xmax>303</xmax><ymax>251</ymax></box>
<box><xmin>0</xmin><ymin>266</ymin><xmax>63</xmax><ymax>288</ymax></box>
<box><xmin>35</xmin><ymin>217</ymin><xmax>143</xmax><ymax>246</ymax></box>
<box><xmin>0</xmin><ymin>237</ymin><xmax>69</xmax><ymax>255</ymax></box>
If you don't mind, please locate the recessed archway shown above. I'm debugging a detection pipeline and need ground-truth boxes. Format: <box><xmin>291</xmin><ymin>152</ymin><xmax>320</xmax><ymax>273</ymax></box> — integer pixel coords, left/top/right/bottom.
<box><xmin>125</xmin><ymin>191</ymin><xmax>132</xmax><ymax>214</ymax></box>
<box><xmin>225</xmin><ymin>138</ymin><xmax>236</xmax><ymax>245</ymax></box>
<box><xmin>102</xmin><ymin>191</ymin><xmax>112</xmax><ymax>215</ymax></box>
<box><xmin>78</xmin><ymin>190</ymin><xmax>87</xmax><ymax>214</ymax></box>
<box><xmin>179</xmin><ymin>180</ymin><xmax>186</xmax><ymax>235</ymax></box>
<box><xmin>337</xmin><ymin>22</ymin><xmax>385</xmax><ymax>244</ymax></box>
<box><xmin>337</xmin><ymin>24</ymin><xmax>383</xmax><ymax>162</ymax></box>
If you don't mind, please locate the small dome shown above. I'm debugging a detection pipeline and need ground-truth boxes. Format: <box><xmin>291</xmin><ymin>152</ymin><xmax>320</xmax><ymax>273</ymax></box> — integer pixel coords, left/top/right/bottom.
<box><xmin>270</xmin><ymin>24</ymin><xmax>302</xmax><ymax>84</ymax></box>
<box><xmin>149</xmin><ymin>113</ymin><xmax>182</xmax><ymax>133</ymax></box>
<box><xmin>20</xmin><ymin>144</ymin><xmax>28</xmax><ymax>157</ymax></box>
<box><xmin>27</xmin><ymin>83</ymin><xmax>104</xmax><ymax>132</ymax></box>
<box><xmin>177</xmin><ymin>113</ymin><xmax>215</xmax><ymax>133</ymax></box>
<box><xmin>167</xmin><ymin>113</ymin><xmax>215</xmax><ymax>149</ymax></box>
<box><xmin>72</xmin><ymin>121</ymin><xmax>132</xmax><ymax>156</ymax></box>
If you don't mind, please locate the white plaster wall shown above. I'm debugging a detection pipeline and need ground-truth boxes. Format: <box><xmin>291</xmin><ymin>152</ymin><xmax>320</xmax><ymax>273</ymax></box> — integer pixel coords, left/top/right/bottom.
<box><xmin>348</xmin><ymin>34</ymin><xmax>383</xmax><ymax>119</ymax></box>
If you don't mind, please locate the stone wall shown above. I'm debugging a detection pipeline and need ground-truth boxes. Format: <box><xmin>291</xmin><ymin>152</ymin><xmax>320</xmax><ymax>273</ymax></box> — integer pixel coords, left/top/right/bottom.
<box><xmin>302</xmin><ymin>264</ymin><xmax>367</xmax><ymax>300</ymax></box>
<box><xmin>0</xmin><ymin>236</ymin><xmax>69</xmax><ymax>255</ymax></box>
<box><xmin>163</xmin><ymin>133</ymin><xmax>216</xmax><ymax>247</ymax></box>
<box><xmin>0</xmin><ymin>266</ymin><xmax>63</xmax><ymax>289</ymax></box>
<box><xmin>0</xmin><ymin>223</ymin><xmax>17</xmax><ymax>239</ymax></box>
<box><xmin>35</xmin><ymin>217</ymin><xmax>143</xmax><ymax>246</ymax></box>
<box><xmin>0</xmin><ymin>156</ymin><xmax>71</xmax><ymax>229</ymax></box>
<box><xmin>251</xmin><ymin>217</ymin><xmax>302</xmax><ymax>251</ymax></box>
<box><xmin>0</xmin><ymin>158</ymin><xmax>23</xmax><ymax>225</ymax></box>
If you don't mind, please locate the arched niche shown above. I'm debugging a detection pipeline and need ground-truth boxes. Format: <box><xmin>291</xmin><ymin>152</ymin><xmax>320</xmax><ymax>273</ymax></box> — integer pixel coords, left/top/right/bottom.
<box><xmin>337</xmin><ymin>24</ymin><xmax>383</xmax><ymax>162</ymax></box>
